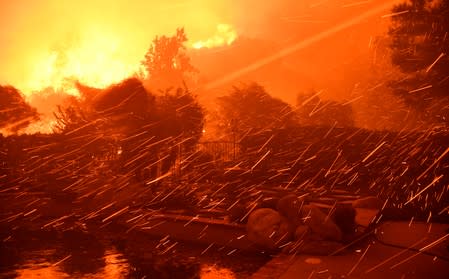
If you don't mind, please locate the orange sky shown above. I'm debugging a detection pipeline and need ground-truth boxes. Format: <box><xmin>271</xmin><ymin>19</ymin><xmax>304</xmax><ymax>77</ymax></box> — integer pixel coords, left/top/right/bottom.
<box><xmin>0</xmin><ymin>0</ymin><xmax>402</xmax><ymax>103</ymax></box>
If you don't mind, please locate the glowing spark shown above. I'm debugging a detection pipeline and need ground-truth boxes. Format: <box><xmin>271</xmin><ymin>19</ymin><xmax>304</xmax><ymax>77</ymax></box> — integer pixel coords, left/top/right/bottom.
<box><xmin>325</xmin><ymin>150</ymin><xmax>342</xmax><ymax>177</ymax></box>
<box><xmin>365</xmin><ymin>237</ymin><xmax>428</xmax><ymax>273</ymax></box>
<box><xmin>145</xmin><ymin>171</ymin><xmax>172</xmax><ymax>186</ymax></box>
<box><xmin>426</xmin><ymin>53</ymin><xmax>446</xmax><ymax>73</ymax></box>
<box><xmin>381</xmin><ymin>10</ymin><xmax>409</xmax><ymax>18</ymax></box>
<box><xmin>390</xmin><ymin>234</ymin><xmax>449</xmax><ymax>269</ymax></box>
<box><xmin>184</xmin><ymin>215</ymin><xmax>199</xmax><ymax>227</ymax></box>
<box><xmin>257</xmin><ymin>135</ymin><xmax>274</xmax><ymax>153</ymax></box>
<box><xmin>347</xmin><ymin>244</ymin><xmax>371</xmax><ymax>276</ymax></box>
<box><xmin>417</xmin><ymin>147</ymin><xmax>449</xmax><ymax>180</ymax></box>
<box><xmin>438</xmin><ymin>205</ymin><xmax>449</xmax><ymax>215</ymax></box>
<box><xmin>251</xmin><ymin>150</ymin><xmax>271</xmax><ymax>171</ymax></box>
<box><xmin>126</xmin><ymin>214</ymin><xmax>144</xmax><ymax>223</ymax></box>
<box><xmin>362</xmin><ymin>141</ymin><xmax>386</xmax><ymax>163</ymax></box>
<box><xmin>201</xmin><ymin>243</ymin><xmax>215</xmax><ymax>255</ymax></box>
<box><xmin>341</xmin><ymin>95</ymin><xmax>364</xmax><ymax>106</ymax></box>
<box><xmin>417</xmin><ymin>233</ymin><xmax>449</xmax><ymax>252</ymax></box>
<box><xmin>207</xmin><ymin>197</ymin><xmax>225</xmax><ymax>211</ymax></box>
<box><xmin>23</xmin><ymin>208</ymin><xmax>37</xmax><ymax>217</ymax></box>
<box><xmin>239</xmin><ymin>202</ymin><xmax>258</xmax><ymax>223</ymax></box>
<box><xmin>226</xmin><ymin>199</ymin><xmax>240</xmax><ymax>211</ymax></box>
<box><xmin>300</xmin><ymin>90</ymin><xmax>323</xmax><ymax>106</ymax></box>
<box><xmin>52</xmin><ymin>255</ymin><xmax>72</xmax><ymax>267</ymax></box>
<box><xmin>408</xmin><ymin>85</ymin><xmax>433</xmax><ymax>93</ymax></box>
<box><xmin>304</xmin><ymin>155</ymin><xmax>316</xmax><ymax>162</ymax></box>
<box><xmin>408</xmin><ymin>216</ymin><xmax>415</xmax><ymax>227</ymax></box>
<box><xmin>142</xmin><ymin>220</ymin><xmax>167</xmax><ymax>230</ymax></box>
<box><xmin>42</xmin><ymin>215</ymin><xmax>72</xmax><ymax>228</ymax></box>
<box><xmin>161</xmin><ymin>242</ymin><xmax>178</xmax><ymax>254</ymax></box>
<box><xmin>405</xmin><ymin>175</ymin><xmax>443</xmax><ymax>205</ymax></box>
<box><xmin>227</xmin><ymin>249</ymin><xmax>237</xmax><ymax>256</ymax></box>
<box><xmin>307</xmin><ymin>271</ymin><xmax>315</xmax><ymax>279</ymax></box>
<box><xmin>199</xmin><ymin>225</ymin><xmax>209</xmax><ymax>235</ymax></box>
<box><xmin>102</xmin><ymin>206</ymin><xmax>129</xmax><ymax>223</ymax></box>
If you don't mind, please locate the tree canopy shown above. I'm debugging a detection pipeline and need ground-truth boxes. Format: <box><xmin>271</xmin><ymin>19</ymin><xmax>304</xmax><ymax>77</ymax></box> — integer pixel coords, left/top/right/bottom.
<box><xmin>54</xmin><ymin>78</ymin><xmax>204</xmax><ymax>176</ymax></box>
<box><xmin>389</xmin><ymin>0</ymin><xmax>448</xmax><ymax>75</ymax></box>
<box><xmin>388</xmin><ymin>0</ymin><xmax>449</xmax><ymax>126</ymax></box>
<box><xmin>216</xmin><ymin>83</ymin><xmax>297</xmax><ymax>141</ymax></box>
<box><xmin>141</xmin><ymin>28</ymin><xmax>197</xmax><ymax>89</ymax></box>
<box><xmin>0</xmin><ymin>85</ymin><xmax>39</xmax><ymax>134</ymax></box>
<box><xmin>296</xmin><ymin>91</ymin><xmax>354</xmax><ymax>128</ymax></box>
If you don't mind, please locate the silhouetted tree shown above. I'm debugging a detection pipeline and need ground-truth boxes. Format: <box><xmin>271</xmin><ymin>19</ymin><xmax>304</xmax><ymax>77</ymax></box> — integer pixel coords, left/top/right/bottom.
<box><xmin>154</xmin><ymin>87</ymin><xmax>204</xmax><ymax>149</ymax></box>
<box><xmin>390</xmin><ymin>0</ymin><xmax>448</xmax><ymax>74</ymax></box>
<box><xmin>0</xmin><ymin>85</ymin><xmax>39</xmax><ymax>134</ymax></box>
<box><xmin>351</xmin><ymin>85</ymin><xmax>412</xmax><ymax>131</ymax></box>
<box><xmin>93</xmin><ymin>78</ymin><xmax>156</xmax><ymax>134</ymax></box>
<box><xmin>217</xmin><ymin>83</ymin><xmax>297</xmax><ymax>141</ymax></box>
<box><xmin>141</xmin><ymin>28</ymin><xmax>197</xmax><ymax>89</ymax></box>
<box><xmin>296</xmin><ymin>91</ymin><xmax>354</xmax><ymax>127</ymax></box>
<box><xmin>388</xmin><ymin>0</ymin><xmax>449</xmax><ymax>125</ymax></box>
<box><xmin>53</xmin><ymin>103</ymin><xmax>88</xmax><ymax>133</ymax></box>
<box><xmin>55</xmin><ymin>78</ymin><xmax>204</xmax><ymax>178</ymax></box>
<box><xmin>54</xmin><ymin>78</ymin><xmax>155</xmax><ymax>137</ymax></box>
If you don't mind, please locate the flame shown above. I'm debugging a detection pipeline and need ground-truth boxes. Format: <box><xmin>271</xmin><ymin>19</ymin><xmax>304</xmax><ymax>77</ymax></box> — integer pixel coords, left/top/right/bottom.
<box><xmin>26</xmin><ymin>29</ymin><xmax>140</xmax><ymax>96</ymax></box>
<box><xmin>192</xmin><ymin>24</ymin><xmax>237</xmax><ymax>49</ymax></box>
<box><xmin>21</xmin><ymin>119</ymin><xmax>57</xmax><ymax>135</ymax></box>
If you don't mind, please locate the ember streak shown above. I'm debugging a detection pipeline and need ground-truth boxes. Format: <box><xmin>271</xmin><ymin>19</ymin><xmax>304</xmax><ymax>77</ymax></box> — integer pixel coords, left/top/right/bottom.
<box><xmin>1</xmin><ymin>0</ymin><xmax>449</xmax><ymax>278</ymax></box>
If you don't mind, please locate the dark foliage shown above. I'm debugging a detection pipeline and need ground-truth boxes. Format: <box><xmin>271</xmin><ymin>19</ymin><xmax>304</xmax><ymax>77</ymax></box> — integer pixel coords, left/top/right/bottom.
<box><xmin>388</xmin><ymin>0</ymin><xmax>449</xmax><ymax>125</ymax></box>
<box><xmin>0</xmin><ymin>85</ymin><xmax>39</xmax><ymax>133</ymax></box>
<box><xmin>389</xmin><ymin>0</ymin><xmax>449</xmax><ymax>74</ymax></box>
<box><xmin>141</xmin><ymin>28</ymin><xmax>197</xmax><ymax>88</ymax></box>
<box><xmin>217</xmin><ymin>83</ymin><xmax>297</xmax><ymax>141</ymax></box>
<box><xmin>296</xmin><ymin>91</ymin><xmax>354</xmax><ymax>128</ymax></box>
<box><xmin>52</xmin><ymin>78</ymin><xmax>204</xmax><ymax>185</ymax></box>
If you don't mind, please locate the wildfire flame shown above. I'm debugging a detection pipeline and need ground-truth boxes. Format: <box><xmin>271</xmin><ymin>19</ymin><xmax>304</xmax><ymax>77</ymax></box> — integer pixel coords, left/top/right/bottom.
<box><xmin>26</xmin><ymin>30</ymin><xmax>141</xmax><ymax>97</ymax></box>
<box><xmin>21</xmin><ymin>119</ymin><xmax>57</xmax><ymax>135</ymax></box>
<box><xmin>24</xmin><ymin>24</ymin><xmax>238</xmax><ymax>97</ymax></box>
<box><xmin>192</xmin><ymin>24</ymin><xmax>237</xmax><ymax>49</ymax></box>
<box><xmin>9</xmin><ymin>23</ymin><xmax>238</xmax><ymax>134</ymax></box>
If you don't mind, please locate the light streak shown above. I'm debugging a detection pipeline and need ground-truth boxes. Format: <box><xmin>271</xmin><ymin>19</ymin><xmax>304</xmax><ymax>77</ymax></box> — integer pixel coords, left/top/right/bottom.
<box><xmin>405</xmin><ymin>175</ymin><xmax>443</xmax><ymax>205</ymax></box>
<box><xmin>202</xmin><ymin>1</ymin><xmax>399</xmax><ymax>90</ymax></box>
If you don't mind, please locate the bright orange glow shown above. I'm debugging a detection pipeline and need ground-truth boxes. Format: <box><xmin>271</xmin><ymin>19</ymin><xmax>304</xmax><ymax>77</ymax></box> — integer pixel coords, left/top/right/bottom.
<box><xmin>22</xmin><ymin>23</ymin><xmax>238</xmax><ymax>97</ymax></box>
<box><xmin>192</xmin><ymin>24</ymin><xmax>237</xmax><ymax>49</ymax></box>
<box><xmin>27</xmin><ymin>29</ymin><xmax>140</xmax><ymax>96</ymax></box>
<box><xmin>202</xmin><ymin>0</ymin><xmax>399</xmax><ymax>91</ymax></box>
<box><xmin>0</xmin><ymin>0</ymin><xmax>403</xmax><ymax>134</ymax></box>
<box><xmin>0</xmin><ymin>1</ymin><xmax>233</xmax><ymax>99</ymax></box>
<box><xmin>21</xmin><ymin>119</ymin><xmax>57</xmax><ymax>134</ymax></box>
<box><xmin>200</xmin><ymin>265</ymin><xmax>236</xmax><ymax>279</ymax></box>
<box><xmin>24</xmin><ymin>22</ymin><xmax>237</xmax><ymax>98</ymax></box>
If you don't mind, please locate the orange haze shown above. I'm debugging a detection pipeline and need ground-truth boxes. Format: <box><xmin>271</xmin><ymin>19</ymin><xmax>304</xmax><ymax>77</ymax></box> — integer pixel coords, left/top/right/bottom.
<box><xmin>0</xmin><ymin>0</ymin><xmax>401</xmax><ymax>106</ymax></box>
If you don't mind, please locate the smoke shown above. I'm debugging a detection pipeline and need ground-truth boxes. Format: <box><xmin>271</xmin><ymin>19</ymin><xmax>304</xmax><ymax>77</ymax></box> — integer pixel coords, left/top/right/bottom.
<box><xmin>0</xmin><ymin>1</ymin><xmax>399</xmax><ymax>95</ymax></box>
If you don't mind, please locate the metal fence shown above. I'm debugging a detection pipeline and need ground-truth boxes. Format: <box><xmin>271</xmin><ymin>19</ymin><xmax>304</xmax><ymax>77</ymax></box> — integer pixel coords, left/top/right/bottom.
<box><xmin>197</xmin><ymin>141</ymin><xmax>238</xmax><ymax>162</ymax></box>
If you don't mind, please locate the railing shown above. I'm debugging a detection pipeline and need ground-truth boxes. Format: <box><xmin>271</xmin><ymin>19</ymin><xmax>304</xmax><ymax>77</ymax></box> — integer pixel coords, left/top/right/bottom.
<box><xmin>197</xmin><ymin>141</ymin><xmax>238</xmax><ymax>162</ymax></box>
